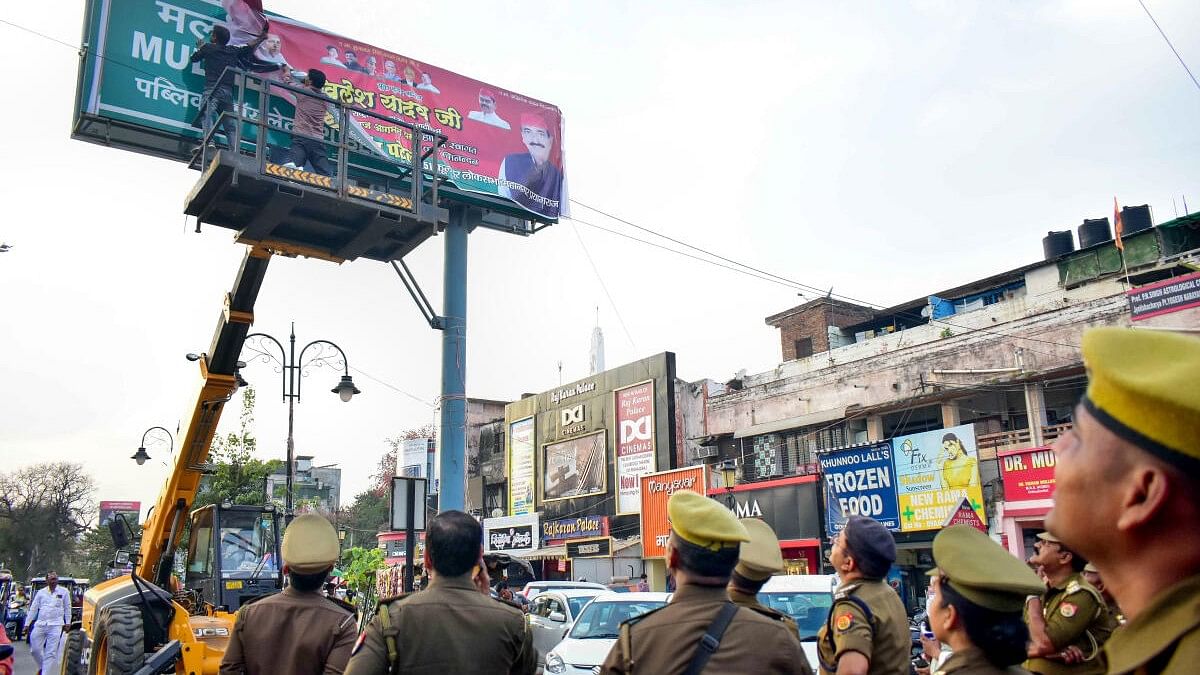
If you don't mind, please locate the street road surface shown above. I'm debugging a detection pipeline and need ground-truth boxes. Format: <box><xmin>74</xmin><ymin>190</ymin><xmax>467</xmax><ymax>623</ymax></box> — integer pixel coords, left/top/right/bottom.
<box><xmin>12</xmin><ymin>638</ymin><xmax>37</xmax><ymax>674</ymax></box>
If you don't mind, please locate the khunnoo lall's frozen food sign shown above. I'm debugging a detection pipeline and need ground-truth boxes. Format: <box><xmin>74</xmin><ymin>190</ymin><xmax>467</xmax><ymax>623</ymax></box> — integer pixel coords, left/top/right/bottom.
<box><xmin>73</xmin><ymin>0</ymin><xmax>568</xmax><ymax>220</ymax></box>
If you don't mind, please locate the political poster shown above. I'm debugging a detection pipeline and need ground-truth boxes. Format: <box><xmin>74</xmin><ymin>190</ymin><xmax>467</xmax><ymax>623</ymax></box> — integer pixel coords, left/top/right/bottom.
<box><xmin>99</xmin><ymin>500</ymin><xmax>142</xmax><ymax>527</ymax></box>
<box><xmin>74</xmin><ymin>0</ymin><xmax>568</xmax><ymax>219</ymax></box>
<box><xmin>639</xmin><ymin>466</ymin><xmax>706</xmax><ymax>559</ymax></box>
<box><xmin>542</xmin><ymin>431</ymin><xmax>607</xmax><ymax>502</ymax></box>
<box><xmin>891</xmin><ymin>423</ymin><xmax>986</xmax><ymax>532</ymax></box>
<box><xmin>508</xmin><ymin>417</ymin><xmax>536</xmax><ymax>515</ymax></box>
<box><xmin>817</xmin><ymin>442</ymin><xmax>900</xmax><ymax>534</ymax></box>
<box><xmin>614</xmin><ymin>380</ymin><xmax>656</xmax><ymax>515</ymax></box>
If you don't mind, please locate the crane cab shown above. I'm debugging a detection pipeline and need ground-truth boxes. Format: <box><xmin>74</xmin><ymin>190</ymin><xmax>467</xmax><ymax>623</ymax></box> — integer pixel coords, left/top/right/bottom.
<box><xmin>184</xmin><ymin>504</ymin><xmax>283</xmax><ymax>613</ymax></box>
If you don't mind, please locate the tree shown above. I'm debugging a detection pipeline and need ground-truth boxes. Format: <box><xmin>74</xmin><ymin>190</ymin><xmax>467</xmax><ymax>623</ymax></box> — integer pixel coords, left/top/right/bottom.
<box><xmin>338</xmin><ymin>425</ymin><xmax>436</xmax><ymax>549</ymax></box>
<box><xmin>72</xmin><ymin>522</ymin><xmax>143</xmax><ymax>584</ymax></box>
<box><xmin>0</xmin><ymin>462</ymin><xmax>96</xmax><ymax>578</ymax></box>
<box><xmin>194</xmin><ymin>387</ymin><xmax>283</xmax><ymax>510</ymax></box>
<box><xmin>341</xmin><ymin>546</ymin><xmax>385</xmax><ymax>599</ymax></box>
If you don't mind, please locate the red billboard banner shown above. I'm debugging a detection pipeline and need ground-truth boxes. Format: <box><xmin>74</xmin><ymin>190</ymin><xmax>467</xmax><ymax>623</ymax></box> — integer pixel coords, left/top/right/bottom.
<box><xmin>99</xmin><ymin>500</ymin><xmax>142</xmax><ymax>526</ymax></box>
<box><xmin>999</xmin><ymin>447</ymin><xmax>1057</xmax><ymax>502</ymax></box>
<box><xmin>615</xmin><ymin>380</ymin><xmax>656</xmax><ymax>514</ymax></box>
<box><xmin>260</xmin><ymin>14</ymin><xmax>566</xmax><ymax>219</ymax></box>
<box><xmin>639</xmin><ymin>466</ymin><xmax>706</xmax><ymax>559</ymax></box>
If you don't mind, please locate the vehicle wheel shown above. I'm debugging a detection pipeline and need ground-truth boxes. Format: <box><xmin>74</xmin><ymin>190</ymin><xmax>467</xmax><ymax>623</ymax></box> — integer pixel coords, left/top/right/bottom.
<box><xmin>88</xmin><ymin>605</ymin><xmax>144</xmax><ymax>675</ymax></box>
<box><xmin>60</xmin><ymin>629</ymin><xmax>85</xmax><ymax>675</ymax></box>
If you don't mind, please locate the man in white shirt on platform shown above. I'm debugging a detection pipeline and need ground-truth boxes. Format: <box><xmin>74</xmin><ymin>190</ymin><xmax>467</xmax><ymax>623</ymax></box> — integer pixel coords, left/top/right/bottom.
<box><xmin>29</xmin><ymin>571</ymin><xmax>71</xmax><ymax>675</ymax></box>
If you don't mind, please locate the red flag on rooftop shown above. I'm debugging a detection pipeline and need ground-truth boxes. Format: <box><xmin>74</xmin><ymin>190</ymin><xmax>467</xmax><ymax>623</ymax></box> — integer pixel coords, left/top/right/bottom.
<box><xmin>1114</xmin><ymin>196</ymin><xmax>1125</xmax><ymax>252</ymax></box>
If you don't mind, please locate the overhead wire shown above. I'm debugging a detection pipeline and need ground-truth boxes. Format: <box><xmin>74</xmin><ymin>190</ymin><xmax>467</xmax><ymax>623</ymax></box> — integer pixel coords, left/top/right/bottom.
<box><xmin>569</xmin><ymin>222</ymin><xmax>638</xmax><ymax>349</ymax></box>
<box><xmin>1136</xmin><ymin>0</ymin><xmax>1200</xmax><ymax>94</ymax></box>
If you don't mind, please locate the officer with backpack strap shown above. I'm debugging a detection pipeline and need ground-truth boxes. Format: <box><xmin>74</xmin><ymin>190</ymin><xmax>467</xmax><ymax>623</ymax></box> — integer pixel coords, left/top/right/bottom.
<box><xmin>817</xmin><ymin>516</ymin><xmax>910</xmax><ymax>675</ymax></box>
<box><xmin>600</xmin><ymin>490</ymin><xmax>807</xmax><ymax>675</ymax></box>
<box><xmin>344</xmin><ymin>510</ymin><xmax>534</xmax><ymax>675</ymax></box>
<box><xmin>727</xmin><ymin>518</ymin><xmax>815</xmax><ymax>675</ymax></box>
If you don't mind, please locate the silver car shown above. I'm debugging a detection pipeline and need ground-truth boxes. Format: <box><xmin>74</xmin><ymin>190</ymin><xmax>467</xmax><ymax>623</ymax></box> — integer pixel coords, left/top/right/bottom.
<box><xmin>528</xmin><ymin>588</ymin><xmax>606</xmax><ymax>670</ymax></box>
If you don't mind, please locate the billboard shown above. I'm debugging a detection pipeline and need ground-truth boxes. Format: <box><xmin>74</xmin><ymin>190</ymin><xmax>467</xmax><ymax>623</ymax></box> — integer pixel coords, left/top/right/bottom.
<box><xmin>639</xmin><ymin>466</ymin><xmax>706</xmax><ymax>559</ymax></box>
<box><xmin>1000</xmin><ymin>446</ymin><xmax>1057</xmax><ymax>502</ymax></box>
<box><xmin>541</xmin><ymin>515</ymin><xmax>609</xmax><ymax>544</ymax></box>
<box><xmin>614</xmin><ymin>380</ymin><xmax>656</xmax><ymax>515</ymax></box>
<box><xmin>715</xmin><ymin>477</ymin><xmax>823</xmax><ymax>541</ymax></box>
<box><xmin>400</xmin><ymin>438</ymin><xmax>429</xmax><ymax>478</ymax></box>
<box><xmin>99</xmin><ymin>500</ymin><xmax>141</xmax><ymax>527</ymax></box>
<box><xmin>818</xmin><ymin>442</ymin><xmax>900</xmax><ymax>533</ymax></box>
<box><xmin>891</xmin><ymin>423</ymin><xmax>986</xmax><ymax>532</ymax></box>
<box><xmin>74</xmin><ymin>0</ymin><xmax>568</xmax><ymax>220</ymax></box>
<box><xmin>483</xmin><ymin>514</ymin><xmax>539</xmax><ymax>555</ymax></box>
<box><xmin>542</xmin><ymin>431</ymin><xmax>607</xmax><ymax>502</ymax></box>
<box><xmin>508</xmin><ymin>417</ymin><xmax>536</xmax><ymax>515</ymax></box>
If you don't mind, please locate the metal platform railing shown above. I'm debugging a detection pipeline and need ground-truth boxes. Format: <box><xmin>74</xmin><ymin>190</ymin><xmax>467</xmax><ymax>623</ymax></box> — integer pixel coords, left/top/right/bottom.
<box><xmin>195</xmin><ymin>66</ymin><xmax>449</xmax><ymax>217</ymax></box>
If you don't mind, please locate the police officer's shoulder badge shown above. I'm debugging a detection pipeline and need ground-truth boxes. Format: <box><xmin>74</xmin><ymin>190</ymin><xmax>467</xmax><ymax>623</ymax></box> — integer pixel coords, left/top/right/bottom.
<box><xmin>835</xmin><ymin>612</ymin><xmax>854</xmax><ymax>631</ymax></box>
<box><xmin>1067</xmin><ymin>580</ymin><xmax>1081</xmax><ymax>594</ymax></box>
<box><xmin>1060</xmin><ymin>602</ymin><xmax>1077</xmax><ymax>618</ymax></box>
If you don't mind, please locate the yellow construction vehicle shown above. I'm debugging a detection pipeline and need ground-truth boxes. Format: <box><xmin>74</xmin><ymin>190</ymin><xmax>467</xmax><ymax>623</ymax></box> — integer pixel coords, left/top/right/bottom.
<box><xmin>65</xmin><ymin>246</ymin><xmax>283</xmax><ymax>675</ymax></box>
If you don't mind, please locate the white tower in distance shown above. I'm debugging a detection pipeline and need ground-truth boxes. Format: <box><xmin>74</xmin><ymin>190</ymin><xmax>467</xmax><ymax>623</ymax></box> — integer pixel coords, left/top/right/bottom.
<box><xmin>589</xmin><ymin>306</ymin><xmax>605</xmax><ymax>375</ymax></box>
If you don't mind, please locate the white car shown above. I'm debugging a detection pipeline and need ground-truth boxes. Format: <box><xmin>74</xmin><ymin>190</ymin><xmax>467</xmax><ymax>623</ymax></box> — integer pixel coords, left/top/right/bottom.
<box><xmin>543</xmin><ymin>592</ymin><xmax>670</xmax><ymax>675</ymax></box>
<box><xmin>528</xmin><ymin>588</ymin><xmax>607</xmax><ymax>670</ymax></box>
<box><xmin>521</xmin><ymin>580</ymin><xmax>608</xmax><ymax>601</ymax></box>
<box><xmin>757</xmin><ymin>574</ymin><xmax>837</xmax><ymax>672</ymax></box>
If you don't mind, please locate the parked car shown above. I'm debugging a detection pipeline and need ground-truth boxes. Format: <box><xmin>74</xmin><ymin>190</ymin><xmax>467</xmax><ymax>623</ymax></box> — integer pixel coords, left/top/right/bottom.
<box><xmin>520</xmin><ymin>580</ymin><xmax>607</xmax><ymax>601</ymax></box>
<box><xmin>528</xmin><ymin>588</ymin><xmax>607</xmax><ymax>670</ymax></box>
<box><xmin>757</xmin><ymin>574</ymin><xmax>837</xmax><ymax>672</ymax></box>
<box><xmin>543</xmin><ymin>592</ymin><xmax>670</xmax><ymax>675</ymax></box>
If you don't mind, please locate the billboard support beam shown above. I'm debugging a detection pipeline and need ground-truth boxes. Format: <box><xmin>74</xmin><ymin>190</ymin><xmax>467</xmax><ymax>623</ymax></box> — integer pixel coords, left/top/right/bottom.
<box><xmin>439</xmin><ymin>205</ymin><xmax>475</xmax><ymax>512</ymax></box>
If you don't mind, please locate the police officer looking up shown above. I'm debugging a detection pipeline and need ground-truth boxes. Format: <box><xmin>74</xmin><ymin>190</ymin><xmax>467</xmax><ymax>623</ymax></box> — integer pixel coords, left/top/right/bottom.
<box><xmin>220</xmin><ymin>514</ymin><xmax>357</xmax><ymax>675</ymax></box>
<box><xmin>1043</xmin><ymin>327</ymin><xmax>1200</xmax><ymax>675</ymax></box>
<box><xmin>601</xmin><ymin>490</ymin><xmax>806</xmax><ymax>675</ymax></box>
<box><xmin>817</xmin><ymin>516</ymin><xmax>909</xmax><ymax>675</ymax></box>
<box><xmin>926</xmin><ymin>525</ymin><xmax>1044</xmax><ymax>675</ymax></box>
<box><xmin>1024</xmin><ymin>532</ymin><xmax>1105</xmax><ymax>675</ymax></box>
<box><xmin>344</xmin><ymin>510</ymin><xmax>534</xmax><ymax>675</ymax></box>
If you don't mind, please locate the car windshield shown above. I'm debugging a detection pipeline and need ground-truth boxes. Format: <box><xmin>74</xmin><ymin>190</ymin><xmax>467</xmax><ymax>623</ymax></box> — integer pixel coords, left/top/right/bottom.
<box><xmin>569</xmin><ymin>600</ymin><xmax>666</xmax><ymax>639</ymax></box>
<box><xmin>759</xmin><ymin>591</ymin><xmax>835</xmax><ymax>638</ymax></box>
<box><xmin>566</xmin><ymin>595</ymin><xmax>596</xmax><ymax>617</ymax></box>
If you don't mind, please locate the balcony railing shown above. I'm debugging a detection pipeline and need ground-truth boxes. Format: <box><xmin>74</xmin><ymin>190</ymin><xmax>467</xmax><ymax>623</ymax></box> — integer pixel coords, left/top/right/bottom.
<box><xmin>976</xmin><ymin>423</ymin><xmax>1073</xmax><ymax>451</ymax></box>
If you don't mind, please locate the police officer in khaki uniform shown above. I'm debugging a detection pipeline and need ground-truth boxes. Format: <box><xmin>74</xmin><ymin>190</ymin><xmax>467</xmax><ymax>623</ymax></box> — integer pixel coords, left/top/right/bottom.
<box><xmin>727</xmin><ymin>518</ymin><xmax>815</xmax><ymax>675</ymax></box>
<box><xmin>344</xmin><ymin>510</ymin><xmax>533</xmax><ymax>675</ymax></box>
<box><xmin>1023</xmin><ymin>533</ymin><xmax>1106</xmax><ymax>675</ymax></box>
<box><xmin>1079</xmin><ymin>563</ymin><xmax>1121</xmax><ymax>646</ymax></box>
<box><xmin>925</xmin><ymin>525</ymin><xmax>1045</xmax><ymax>675</ymax></box>
<box><xmin>220</xmin><ymin>514</ymin><xmax>357</xmax><ymax>675</ymax></box>
<box><xmin>601</xmin><ymin>490</ymin><xmax>806</xmax><ymax>674</ymax></box>
<box><xmin>817</xmin><ymin>515</ymin><xmax>909</xmax><ymax>675</ymax></box>
<box><xmin>1043</xmin><ymin>328</ymin><xmax>1200</xmax><ymax>675</ymax></box>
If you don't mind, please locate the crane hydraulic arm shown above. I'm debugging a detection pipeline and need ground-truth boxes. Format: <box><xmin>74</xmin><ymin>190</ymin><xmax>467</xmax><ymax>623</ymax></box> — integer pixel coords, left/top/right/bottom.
<box><xmin>138</xmin><ymin>246</ymin><xmax>272</xmax><ymax>587</ymax></box>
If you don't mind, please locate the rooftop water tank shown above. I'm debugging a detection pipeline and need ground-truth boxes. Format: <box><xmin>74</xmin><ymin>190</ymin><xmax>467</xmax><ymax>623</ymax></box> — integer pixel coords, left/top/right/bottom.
<box><xmin>1121</xmin><ymin>205</ymin><xmax>1153</xmax><ymax>235</ymax></box>
<box><xmin>1043</xmin><ymin>230</ymin><xmax>1075</xmax><ymax>260</ymax></box>
<box><xmin>1078</xmin><ymin>218</ymin><xmax>1112</xmax><ymax>248</ymax></box>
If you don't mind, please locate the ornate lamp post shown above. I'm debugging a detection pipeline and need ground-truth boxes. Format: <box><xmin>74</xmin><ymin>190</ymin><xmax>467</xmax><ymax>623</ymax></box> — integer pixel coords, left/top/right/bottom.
<box><xmin>133</xmin><ymin>426</ymin><xmax>174</xmax><ymax>466</ymax></box>
<box><xmin>240</xmin><ymin>323</ymin><xmax>360</xmax><ymax>520</ymax></box>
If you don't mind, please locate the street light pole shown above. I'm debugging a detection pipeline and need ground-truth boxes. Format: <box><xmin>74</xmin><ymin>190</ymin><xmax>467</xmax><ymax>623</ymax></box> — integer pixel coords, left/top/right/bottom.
<box><xmin>133</xmin><ymin>426</ymin><xmax>175</xmax><ymax>466</ymax></box>
<box><xmin>242</xmin><ymin>323</ymin><xmax>360</xmax><ymax>522</ymax></box>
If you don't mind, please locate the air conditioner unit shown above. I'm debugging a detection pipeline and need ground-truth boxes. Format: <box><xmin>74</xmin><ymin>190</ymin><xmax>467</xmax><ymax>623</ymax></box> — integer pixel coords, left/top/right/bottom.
<box><xmin>692</xmin><ymin>446</ymin><xmax>719</xmax><ymax>460</ymax></box>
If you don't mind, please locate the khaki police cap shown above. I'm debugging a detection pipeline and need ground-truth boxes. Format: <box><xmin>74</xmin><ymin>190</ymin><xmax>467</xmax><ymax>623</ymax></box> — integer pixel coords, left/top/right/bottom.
<box><xmin>928</xmin><ymin>525</ymin><xmax>1044</xmax><ymax>613</ymax></box>
<box><xmin>1084</xmin><ymin>562</ymin><xmax>1099</xmax><ymax>574</ymax></box>
<box><xmin>668</xmin><ymin>490</ymin><xmax>749</xmax><ymax>551</ymax></box>
<box><xmin>735</xmin><ymin>518</ymin><xmax>784</xmax><ymax>581</ymax></box>
<box><xmin>1036</xmin><ymin>531</ymin><xmax>1061</xmax><ymax>544</ymax></box>
<box><xmin>1082</xmin><ymin>327</ymin><xmax>1200</xmax><ymax>471</ymax></box>
<box><xmin>281</xmin><ymin>514</ymin><xmax>340</xmax><ymax>574</ymax></box>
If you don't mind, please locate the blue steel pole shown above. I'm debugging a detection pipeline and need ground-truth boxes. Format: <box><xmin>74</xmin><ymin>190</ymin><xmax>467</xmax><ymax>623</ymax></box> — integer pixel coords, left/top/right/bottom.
<box><xmin>439</xmin><ymin>206</ymin><xmax>469</xmax><ymax>512</ymax></box>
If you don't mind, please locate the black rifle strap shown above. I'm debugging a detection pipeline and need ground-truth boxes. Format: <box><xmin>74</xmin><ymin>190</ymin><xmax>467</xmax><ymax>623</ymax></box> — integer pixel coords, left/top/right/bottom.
<box><xmin>682</xmin><ymin>602</ymin><xmax>740</xmax><ymax>675</ymax></box>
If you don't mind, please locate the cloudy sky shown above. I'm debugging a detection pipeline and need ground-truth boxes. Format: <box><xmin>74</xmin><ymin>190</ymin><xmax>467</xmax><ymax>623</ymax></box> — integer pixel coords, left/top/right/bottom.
<box><xmin>1</xmin><ymin>0</ymin><xmax>1197</xmax><ymax>520</ymax></box>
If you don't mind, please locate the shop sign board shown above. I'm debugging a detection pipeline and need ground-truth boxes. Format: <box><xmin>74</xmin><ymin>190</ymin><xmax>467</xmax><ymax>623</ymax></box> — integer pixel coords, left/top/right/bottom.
<box><xmin>615</xmin><ymin>380</ymin><xmax>657</xmax><ymax>515</ymax></box>
<box><xmin>1128</xmin><ymin>271</ymin><xmax>1200</xmax><ymax>321</ymax></box>
<box><xmin>999</xmin><ymin>446</ymin><xmax>1057</xmax><ymax>502</ymax></box>
<box><xmin>73</xmin><ymin>0</ymin><xmax>568</xmax><ymax>220</ymax></box>
<box><xmin>542</xmin><ymin>431</ymin><xmax>607</xmax><ymax>502</ymax></box>
<box><xmin>484</xmin><ymin>514</ymin><xmax>539</xmax><ymax>554</ymax></box>
<box><xmin>943</xmin><ymin>498</ymin><xmax>987</xmax><ymax>532</ymax></box>
<box><xmin>508</xmin><ymin>417</ymin><xmax>536</xmax><ymax>515</ymax></box>
<box><xmin>401</xmin><ymin>438</ymin><xmax>430</xmax><ymax>478</ymax></box>
<box><xmin>891</xmin><ymin>423</ymin><xmax>987</xmax><ymax>532</ymax></box>
<box><xmin>639</xmin><ymin>466</ymin><xmax>706</xmax><ymax>559</ymax></box>
<box><xmin>565</xmin><ymin>537</ymin><xmax>613</xmax><ymax>559</ymax></box>
<box><xmin>542</xmin><ymin>515</ymin><xmax>609</xmax><ymax>544</ymax></box>
<box><xmin>817</xmin><ymin>442</ymin><xmax>900</xmax><ymax>533</ymax></box>
<box><xmin>715</xmin><ymin>478</ymin><xmax>822</xmax><ymax>541</ymax></box>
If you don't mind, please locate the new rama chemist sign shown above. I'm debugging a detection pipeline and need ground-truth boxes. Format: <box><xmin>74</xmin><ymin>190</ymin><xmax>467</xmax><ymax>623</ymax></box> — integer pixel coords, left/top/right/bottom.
<box><xmin>818</xmin><ymin>442</ymin><xmax>900</xmax><ymax>533</ymax></box>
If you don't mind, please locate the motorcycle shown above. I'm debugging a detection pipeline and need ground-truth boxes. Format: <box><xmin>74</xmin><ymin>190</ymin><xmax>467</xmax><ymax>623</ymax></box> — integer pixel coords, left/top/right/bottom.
<box><xmin>3</xmin><ymin>601</ymin><xmax>25</xmax><ymax>642</ymax></box>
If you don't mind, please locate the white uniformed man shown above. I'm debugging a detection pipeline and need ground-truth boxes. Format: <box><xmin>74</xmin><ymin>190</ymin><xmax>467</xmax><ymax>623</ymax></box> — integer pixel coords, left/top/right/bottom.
<box><xmin>29</xmin><ymin>571</ymin><xmax>71</xmax><ymax>674</ymax></box>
